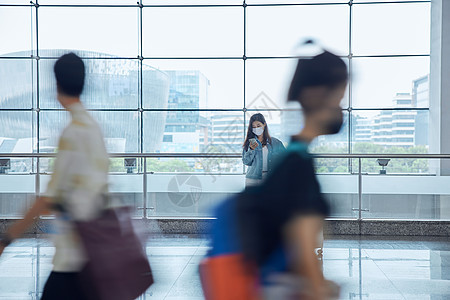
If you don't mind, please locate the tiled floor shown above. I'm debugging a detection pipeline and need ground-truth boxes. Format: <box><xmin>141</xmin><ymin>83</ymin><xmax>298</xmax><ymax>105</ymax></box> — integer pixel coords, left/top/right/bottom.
<box><xmin>0</xmin><ymin>235</ymin><xmax>449</xmax><ymax>299</ymax></box>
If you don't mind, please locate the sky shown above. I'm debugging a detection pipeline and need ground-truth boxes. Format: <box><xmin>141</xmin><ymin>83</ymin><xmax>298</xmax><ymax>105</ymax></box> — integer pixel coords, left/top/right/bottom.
<box><xmin>0</xmin><ymin>1</ymin><xmax>431</xmax><ymax>113</ymax></box>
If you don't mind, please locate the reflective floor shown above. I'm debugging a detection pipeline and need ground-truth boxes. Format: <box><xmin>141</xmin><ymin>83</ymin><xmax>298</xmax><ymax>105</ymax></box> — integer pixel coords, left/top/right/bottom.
<box><xmin>0</xmin><ymin>235</ymin><xmax>449</xmax><ymax>300</ymax></box>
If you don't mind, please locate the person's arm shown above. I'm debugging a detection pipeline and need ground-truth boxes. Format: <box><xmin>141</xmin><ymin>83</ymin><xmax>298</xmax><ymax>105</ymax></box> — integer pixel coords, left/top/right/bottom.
<box><xmin>0</xmin><ymin>196</ymin><xmax>52</xmax><ymax>256</ymax></box>
<box><xmin>274</xmin><ymin>154</ymin><xmax>328</xmax><ymax>299</ymax></box>
<box><xmin>242</xmin><ymin>146</ymin><xmax>257</xmax><ymax>166</ymax></box>
<box><xmin>285</xmin><ymin>215</ymin><xmax>326</xmax><ymax>300</ymax></box>
<box><xmin>1</xmin><ymin>135</ymin><xmax>74</xmax><ymax>256</ymax></box>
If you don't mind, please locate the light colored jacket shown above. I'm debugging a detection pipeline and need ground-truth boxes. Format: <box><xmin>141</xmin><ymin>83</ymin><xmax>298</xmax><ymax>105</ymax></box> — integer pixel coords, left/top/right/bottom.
<box><xmin>242</xmin><ymin>137</ymin><xmax>285</xmax><ymax>179</ymax></box>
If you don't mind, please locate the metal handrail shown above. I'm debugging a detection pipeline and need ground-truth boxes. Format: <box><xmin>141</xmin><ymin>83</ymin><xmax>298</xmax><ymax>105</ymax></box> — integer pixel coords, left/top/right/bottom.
<box><xmin>1</xmin><ymin>153</ymin><xmax>450</xmax><ymax>159</ymax></box>
<box><xmin>0</xmin><ymin>152</ymin><xmax>448</xmax><ymax>222</ymax></box>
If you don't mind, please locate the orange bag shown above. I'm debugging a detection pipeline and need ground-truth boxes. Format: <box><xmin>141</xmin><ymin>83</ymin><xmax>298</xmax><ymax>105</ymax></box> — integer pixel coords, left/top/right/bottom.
<box><xmin>199</xmin><ymin>253</ymin><xmax>260</xmax><ymax>300</ymax></box>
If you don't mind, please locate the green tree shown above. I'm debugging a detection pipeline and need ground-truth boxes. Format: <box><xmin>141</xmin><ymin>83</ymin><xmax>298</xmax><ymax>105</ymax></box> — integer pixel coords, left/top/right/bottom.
<box><xmin>148</xmin><ymin>158</ymin><xmax>194</xmax><ymax>173</ymax></box>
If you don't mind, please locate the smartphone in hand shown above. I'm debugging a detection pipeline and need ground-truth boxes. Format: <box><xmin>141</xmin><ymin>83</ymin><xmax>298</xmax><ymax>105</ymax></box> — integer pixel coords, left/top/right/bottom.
<box><xmin>249</xmin><ymin>138</ymin><xmax>258</xmax><ymax>149</ymax></box>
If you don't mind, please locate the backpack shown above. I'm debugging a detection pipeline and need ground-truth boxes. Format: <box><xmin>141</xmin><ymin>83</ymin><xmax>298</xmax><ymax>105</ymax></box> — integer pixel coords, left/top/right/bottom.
<box><xmin>199</xmin><ymin>196</ymin><xmax>260</xmax><ymax>300</ymax></box>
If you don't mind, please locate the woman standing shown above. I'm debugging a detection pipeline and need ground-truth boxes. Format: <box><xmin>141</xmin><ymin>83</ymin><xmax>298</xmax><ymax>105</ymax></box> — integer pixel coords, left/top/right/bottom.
<box><xmin>242</xmin><ymin>113</ymin><xmax>285</xmax><ymax>187</ymax></box>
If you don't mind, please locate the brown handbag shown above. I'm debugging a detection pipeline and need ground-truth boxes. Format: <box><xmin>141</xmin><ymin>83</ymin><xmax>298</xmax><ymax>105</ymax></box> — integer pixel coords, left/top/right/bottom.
<box><xmin>74</xmin><ymin>206</ymin><xmax>153</xmax><ymax>300</ymax></box>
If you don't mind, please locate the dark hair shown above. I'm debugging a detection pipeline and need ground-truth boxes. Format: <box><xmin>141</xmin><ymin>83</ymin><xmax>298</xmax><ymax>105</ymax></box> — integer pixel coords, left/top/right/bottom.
<box><xmin>243</xmin><ymin>113</ymin><xmax>272</xmax><ymax>151</ymax></box>
<box><xmin>287</xmin><ymin>50</ymin><xmax>348</xmax><ymax>110</ymax></box>
<box><xmin>53</xmin><ymin>53</ymin><xmax>85</xmax><ymax>97</ymax></box>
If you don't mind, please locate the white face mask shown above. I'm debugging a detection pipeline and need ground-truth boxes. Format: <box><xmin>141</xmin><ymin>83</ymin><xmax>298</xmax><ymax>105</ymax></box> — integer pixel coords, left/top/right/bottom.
<box><xmin>252</xmin><ymin>127</ymin><xmax>264</xmax><ymax>136</ymax></box>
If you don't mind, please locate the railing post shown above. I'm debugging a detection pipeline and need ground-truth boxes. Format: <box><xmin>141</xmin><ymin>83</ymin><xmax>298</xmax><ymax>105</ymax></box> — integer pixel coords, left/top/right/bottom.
<box><xmin>35</xmin><ymin>157</ymin><xmax>40</xmax><ymax>197</ymax></box>
<box><xmin>358</xmin><ymin>157</ymin><xmax>362</xmax><ymax>222</ymax></box>
<box><xmin>143</xmin><ymin>157</ymin><xmax>147</xmax><ymax>219</ymax></box>
<box><xmin>34</xmin><ymin>243</ymin><xmax>40</xmax><ymax>300</ymax></box>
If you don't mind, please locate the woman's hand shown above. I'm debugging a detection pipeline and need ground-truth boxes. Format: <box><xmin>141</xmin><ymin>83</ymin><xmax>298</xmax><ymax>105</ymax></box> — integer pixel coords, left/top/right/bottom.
<box><xmin>249</xmin><ymin>140</ymin><xmax>258</xmax><ymax>150</ymax></box>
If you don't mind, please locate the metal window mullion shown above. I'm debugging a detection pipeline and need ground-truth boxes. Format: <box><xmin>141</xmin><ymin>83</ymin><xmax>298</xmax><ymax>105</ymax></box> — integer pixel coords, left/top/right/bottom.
<box><xmin>35</xmin><ymin>0</ymin><xmax>40</xmax><ymax>155</ymax></box>
<box><xmin>242</xmin><ymin>0</ymin><xmax>247</xmax><ymax>175</ymax></box>
<box><xmin>246</xmin><ymin>2</ymin><xmax>353</xmax><ymax>7</ymax></box>
<box><xmin>32</xmin><ymin>4</ymin><xmax>241</xmax><ymax>8</ymax></box>
<box><xmin>5</xmin><ymin>2</ymin><xmax>432</xmax><ymax>8</ymax></box>
<box><xmin>243</xmin><ymin>1</ymin><xmax>247</xmax><ymax>109</ymax></box>
<box><xmin>139</xmin><ymin>0</ymin><xmax>147</xmax><ymax>220</ymax></box>
<box><xmin>3</xmin><ymin>153</ymin><xmax>450</xmax><ymax>159</ymax></box>
<box><xmin>11</xmin><ymin>54</ymin><xmax>430</xmax><ymax>61</ymax></box>
<box><xmin>348</xmin><ymin>0</ymin><xmax>353</xmax><ymax>172</ymax></box>
<box><xmin>351</xmin><ymin>107</ymin><xmax>430</xmax><ymax>111</ymax></box>
<box><xmin>139</xmin><ymin>0</ymin><xmax>144</xmax><ymax>156</ymax></box>
<box><xmin>35</xmin><ymin>0</ymin><xmax>41</xmax><ymax>200</ymax></box>
<box><xmin>31</xmin><ymin>2</ymin><xmax>36</xmax><ymax>166</ymax></box>
<box><xmin>0</xmin><ymin>4</ymin><xmax>33</xmax><ymax>7</ymax></box>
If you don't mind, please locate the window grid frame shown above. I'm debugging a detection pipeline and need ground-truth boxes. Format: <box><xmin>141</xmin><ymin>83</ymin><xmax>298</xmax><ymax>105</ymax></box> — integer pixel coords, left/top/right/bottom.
<box><xmin>0</xmin><ymin>0</ymin><xmax>431</xmax><ymax>158</ymax></box>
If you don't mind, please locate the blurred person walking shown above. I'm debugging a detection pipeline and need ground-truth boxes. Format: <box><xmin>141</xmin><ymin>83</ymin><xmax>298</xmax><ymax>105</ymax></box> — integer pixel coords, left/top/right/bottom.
<box><xmin>0</xmin><ymin>53</ymin><xmax>152</xmax><ymax>300</ymax></box>
<box><xmin>201</xmin><ymin>46</ymin><xmax>348</xmax><ymax>300</ymax></box>
<box><xmin>242</xmin><ymin>113</ymin><xmax>285</xmax><ymax>187</ymax></box>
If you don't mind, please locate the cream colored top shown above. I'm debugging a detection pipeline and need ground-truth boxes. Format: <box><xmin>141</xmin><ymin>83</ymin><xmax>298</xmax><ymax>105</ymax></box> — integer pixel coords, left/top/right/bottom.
<box><xmin>43</xmin><ymin>102</ymin><xmax>109</xmax><ymax>272</ymax></box>
<box><xmin>262</xmin><ymin>145</ymin><xmax>268</xmax><ymax>172</ymax></box>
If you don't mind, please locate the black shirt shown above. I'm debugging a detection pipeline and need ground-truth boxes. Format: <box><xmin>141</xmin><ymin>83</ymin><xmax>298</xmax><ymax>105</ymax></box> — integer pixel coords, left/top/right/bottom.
<box><xmin>236</xmin><ymin>138</ymin><xmax>330</xmax><ymax>266</ymax></box>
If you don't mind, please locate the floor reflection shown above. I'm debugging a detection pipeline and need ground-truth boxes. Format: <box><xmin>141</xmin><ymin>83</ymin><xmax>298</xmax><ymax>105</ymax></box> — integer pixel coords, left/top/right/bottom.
<box><xmin>0</xmin><ymin>236</ymin><xmax>449</xmax><ymax>299</ymax></box>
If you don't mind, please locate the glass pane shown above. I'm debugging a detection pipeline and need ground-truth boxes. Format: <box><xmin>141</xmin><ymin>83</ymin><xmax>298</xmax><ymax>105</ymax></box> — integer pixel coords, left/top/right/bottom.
<box><xmin>0</xmin><ymin>0</ymin><xmax>32</xmax><ymax>3</ymax></box>
<box><xmin>109</xmin><ymin>173</ymin><xmax>143</xmax><ymax>218</ymax></box>
<box><xmin>315</xmin><ymin>158</ymin><xmax>350</xmax><ymax>174</ymax></box>
<box><xmin>246</xmin><ymin>58</ymin><xmax>350</xmax><ymax>109</ymax></box>
<box><xmin>0</xmin><ymin>158</ymin><xmax>34</xmax><ymax>174</ymax></box>
<box><xmin>243</xmin><ymin>108</ymin><xmax>298</xmax><ymax>145</ymax></box>
<box><xmin>40</xmin><ymin>111</ymin><xmax>139</xmax><ymax>153</ymax></box>
<box><xmin>351</xmin><ymin>57</ymin><xmax>429</xmax><ymax>108</ymax></box>
<box><xmin>39</xmin><ymin>57</ymin><xmax>139</xmax><ymax>109</ymax></box>
<box><xmin>209</xmin><ymin>112</ymin><xmax>245</xmax><ymax>153</ymax></box>
<box><xmin>0</xmin><ymin>111</ymin><xmax>35</xmax><ymax>153</ymax></box>
<box><xmin>147</xmin><ymin>157</ymin><xmax>242</xmax><ymax>174</ymax></box>
<box><xmin>143</xmin><ymin>59</ymin><xmax>243</xmax><ymax>109</ymax></box>
<box><xmin>39</xmin><ymin>7</ymin><xmax>139</xmax><ymax>57</ymax></box>
<box><xmin>247</xmin><ymin>5</ymin><xmax>349</xmax><ymax>57</ymax></box>
<box><xmin>0</xmin><ymin>7</ymin><xmax>33</xmax><ymax>56</ymax></box>
<box><xmin>0</xmin><ymin>59</ymin><xmax>35</xmax><ymax>109</ymax></box>
<box><xmin>352</xmin><ymin>3</ymin><xmax>430</xmax><ymax>55</ymax></box>
<box><xmin>279</xmin><ymin>105</ymin><xmax>303</xmax><ymax>144</ymax></box>
<box><xmin>147</xmin><ymin>173</ymin><xmax>244</xmax><ymax>217</ymax></box>
<box><xmin>317</xmin><ymin>169</ymin><xmax>358</xmax><ymax>219</ymax></box>
<box><xmin>91</xmin><ymin>111</ymin><xmax>140</xmax><ymax>153</ymax></box>
<box><xmin>352</xmin><ymin>110</ymin><xmax>429</xmax><ymax>154</ymax></box>
<box><xmin>310</xmin><ymin>111</ymin><xmax>349</xmax><ymax>153</ymax></box>
<box><xmin>39</xmin><ymin>111</ymin><xmax>70</xmax><ymax>153</ymax></box>
<box><xmin>362</xmin><ymin>159</ymin><xmax>450</xmax><ymax>220</ymax></box>
<box><xmin>143</xmin><ymin>111</ymin><xmax>245</xmax><ymax>153</ymax></box>
<box><xmin>0</xmin><ymin>175</ymin><xmax>35</xmax><ymax>217</ymax></box>
<box><xmin>142</xmin><ymin>64</ymin><xmax>170</xmax><ymax>109</ymax></box>
<box><xmin>357</xmin><ymin>157</ymin><xmax>431</xmax><ymax>175</ymax></box>
<box><xmin>142</xmin><ymin>7</ymin><xmax>243</xmax><ymax>57</ymax></box>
